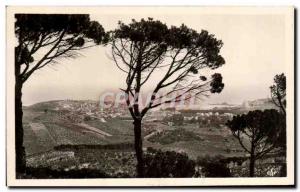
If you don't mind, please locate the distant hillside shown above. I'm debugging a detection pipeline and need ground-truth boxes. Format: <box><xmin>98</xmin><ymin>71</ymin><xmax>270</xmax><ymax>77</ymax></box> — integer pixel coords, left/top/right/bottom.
<box><xmin>208</xmin><ymin>98</ymin><xmax>276</xmax><ymax>111</ymax></box>
<box><xmin>241</xmin><ymin>98</ymin><xmax>276</xmax><ymax>110</ymax></box>
<box><xmin>25</xmin><ymin>100</ymin><xmax>61</xmax><ymax>111</ymax></box>
<box><xmin>178</xmin><ymin>98</ymin><xmax>277</xmax><ymax>114</ymax></box>
<box><xmin>26</xmin><ymin>100</ymin><xmax>98</xmax><ymax>111</ymax></box>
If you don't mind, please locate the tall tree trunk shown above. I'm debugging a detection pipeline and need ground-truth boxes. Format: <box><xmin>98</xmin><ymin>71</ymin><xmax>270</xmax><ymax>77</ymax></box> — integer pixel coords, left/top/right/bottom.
<box><xmin>249</xmin><ymin>147</ymin><xmax>255</xmax><ymax>177</ymax></box>
<box><xmin>133</xmin><ymin>119</ymin><xmax>144</xmax><ymax>177</ymax></box>
<box><xmin>15</xmin><ymin>72</ymin><xmax>26</xmax><ymax>174</ymax></box>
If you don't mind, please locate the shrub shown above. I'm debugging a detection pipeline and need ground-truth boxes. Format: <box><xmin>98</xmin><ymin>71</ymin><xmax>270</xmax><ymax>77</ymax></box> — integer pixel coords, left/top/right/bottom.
<box><xmin>279</xmin><ymin>163</ymin><xmax>287</xmax><ymax>177</ymax></box>
<box><xmin>24</xmin><ymin>167</ymin><xmax>109</xmax><ymax>179</ymax></box>
<box><xmin>84</xmin><ymin>116</ymin><xmax>91</xmax><ymax>121</ymax></box>
<box><xmin>201</xmin><ymin>161</ymin><xmax>231</xmax><ymax>177</ymax></box>
<box><xmin>196</xmin><ymin>155</ymin><xmax>232</xmax><ymax>177</ymax></box>
<box><xmin>148</xmin><ymin>129</ymin><xmax>203</xmax><ymax>145</ymax></box>
<box><xmin>144</xmin><ymin>148</ymin><xmax>195</xmax><ymax>177</ymax></box>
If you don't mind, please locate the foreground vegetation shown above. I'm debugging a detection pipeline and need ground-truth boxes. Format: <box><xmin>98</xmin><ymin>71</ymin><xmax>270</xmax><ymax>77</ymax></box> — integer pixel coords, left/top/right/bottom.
<box><xmin>22</xmin><ymin>146</ymin><xmax>286</xmax><ymax>178</ymax></box>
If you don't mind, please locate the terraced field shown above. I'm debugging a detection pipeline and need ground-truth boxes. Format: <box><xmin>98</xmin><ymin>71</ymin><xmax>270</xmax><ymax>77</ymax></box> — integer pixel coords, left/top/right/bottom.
<box><xmin>23</xmin><ymin>107</ymin><xmax>133</xmax><ymax>156</ymax></box>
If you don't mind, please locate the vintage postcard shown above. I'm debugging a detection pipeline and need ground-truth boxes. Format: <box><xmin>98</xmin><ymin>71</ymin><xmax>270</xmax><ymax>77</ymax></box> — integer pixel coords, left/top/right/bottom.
<box><xmin>6</xmin><ymin>6</ymin><xmax>294</xmax><ymax>186</ymax></box>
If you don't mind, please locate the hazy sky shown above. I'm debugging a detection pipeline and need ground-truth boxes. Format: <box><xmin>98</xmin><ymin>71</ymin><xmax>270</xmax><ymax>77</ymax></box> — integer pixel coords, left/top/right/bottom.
<box><xmin>22</xmin><ymin>9</ymin><xmax>287</xmax><ymax>106</ymax></box>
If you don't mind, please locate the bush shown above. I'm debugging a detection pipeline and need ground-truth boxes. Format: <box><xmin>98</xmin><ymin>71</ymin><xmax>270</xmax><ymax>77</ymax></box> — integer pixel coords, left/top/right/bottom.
<box><xmin>84</xmin><ymin>116</ymin><xmax>91</xmax><ymax>121</ymax></box>
<box><xmin>201</xmin><ymin>161</ymin><xmax>231</xmax><ymax>177</ymax></box>
<box><xmin>196</xmin><ymin>155</ymin><xmax>232</xmax><ymax>177</ymax></box>
<box><xmin>279</xmin><ymin>163</ymin><xmax>287</xmax><ymax>177</ymax></box>
<box><xmin>148</xmin><ymin>129</ymin><xmax>203</xmax><ymax>145</ymax></box>
<box><xmin>144</xmin><ymin>148</ymin><xmax>195</xmax><ymax>177</ymax></box>
<box><xmin>23</xmin><ymin>167</ymin><xmax>109</xmax><ymax>179</ymax></box>
<box><xmin>54</xmin><ymin>143</ymin><xmax>134</xmax><ymax>151</ymax></box>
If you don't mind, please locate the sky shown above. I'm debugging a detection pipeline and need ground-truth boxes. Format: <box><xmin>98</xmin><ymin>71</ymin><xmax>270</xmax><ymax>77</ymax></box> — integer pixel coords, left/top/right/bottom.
<box><xmin>22</xmin><ymin>8</ymin><xmax>287</xmax><ymax>106</ymax></box>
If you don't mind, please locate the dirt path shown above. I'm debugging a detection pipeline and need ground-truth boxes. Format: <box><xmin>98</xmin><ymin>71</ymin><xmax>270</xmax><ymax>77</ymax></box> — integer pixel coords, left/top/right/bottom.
<box><xmin>144</xmin><ymin>129</ymin><xmax>162</xmax><ymax>140</ymax></box>
<box><xmin>77</xmin><ymin>123</ymin><xmax>112</xmax><ymax>137</ymax></box>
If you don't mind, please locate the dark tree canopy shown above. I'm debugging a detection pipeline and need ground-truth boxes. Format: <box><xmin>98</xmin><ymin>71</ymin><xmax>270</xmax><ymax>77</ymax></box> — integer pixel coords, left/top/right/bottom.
<box><xmin>226</xmin><ymin>109</ymin><xmax>284</xmax><ymax>159</ymax></box>
<box><xmin>15</xmin><ymin>14</ymin><xmax>107</xmax><ymax>83</ymax></box>
<box><xmin>113</xmin><ymin>18</ymin><xmax>225</xmax><ymax>69</ymax></box>
<box><xmin>16</xmin><ymin>14</ymin><xmax>105</xmax><ymax>43</ymax></box>
<box><xmin>270</xmin><ymin>73</ymin><xmax>286</xmax><ymax>115</ymax></box>
<box><xmin>226</xmin><ymin>109</ymin><xmax>285</xmax><ymax>177</ymax></box>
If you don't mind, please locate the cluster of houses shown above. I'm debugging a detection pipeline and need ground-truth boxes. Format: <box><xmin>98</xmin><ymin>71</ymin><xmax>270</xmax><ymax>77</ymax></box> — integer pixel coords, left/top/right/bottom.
<box><xmin>145</xmin><ymin>108</ymin><xmax>234</xmax><ymax>128</ymax></box>
<box><xmin>49</xmin><ymin>100</ymin><xmax>236</xmax><ymax>128</ymax></box>
<box><xmin>53</xmin><ymin>100</ymin><xmax>129</xmax><ymax>123</ymax></box>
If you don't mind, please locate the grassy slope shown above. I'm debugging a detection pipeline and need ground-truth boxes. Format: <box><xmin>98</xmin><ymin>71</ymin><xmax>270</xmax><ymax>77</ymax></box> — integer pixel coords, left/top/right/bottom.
<box><xmin>85</xmin><ymin>119</ymin><xmax>134</xmax><ymax>144</ymax></box>
<box><xmin>146</xmin><ymin>124</ymin><xmax>245</xmax><ymax>159</ymax></box>
<box><xmin>23</xmin><ymin>100</ymin><xmax>136</xmax><ymax>155</ymax></box>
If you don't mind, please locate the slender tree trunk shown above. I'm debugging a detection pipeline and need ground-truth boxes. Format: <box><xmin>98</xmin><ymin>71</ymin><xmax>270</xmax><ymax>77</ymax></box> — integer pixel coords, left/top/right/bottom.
<box><xmin>15</xmin><ymin>77</ymin><xmax>26</xmax><ymax>174</ymax></box>
<box><xmin>133</xmin><ymin>119</ymin><xmax>144</xmax><ymax>177</ymax></box>
<box><xmin>249</xmin><ymin>146</ymin><xmax>255</xmax><ymax>177</ymax></box>
<box><xmin>249</xmin><ymin>156</ymin><xmax>255</xmax><ymax>177</ymax></box>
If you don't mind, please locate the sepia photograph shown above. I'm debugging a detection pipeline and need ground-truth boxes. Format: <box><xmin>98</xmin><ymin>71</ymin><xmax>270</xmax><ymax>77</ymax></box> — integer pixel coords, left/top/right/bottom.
<box><xmin>6</xmin><ymin>6</ymin><xmax>294</xmax><ymax>186</ymax></box>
